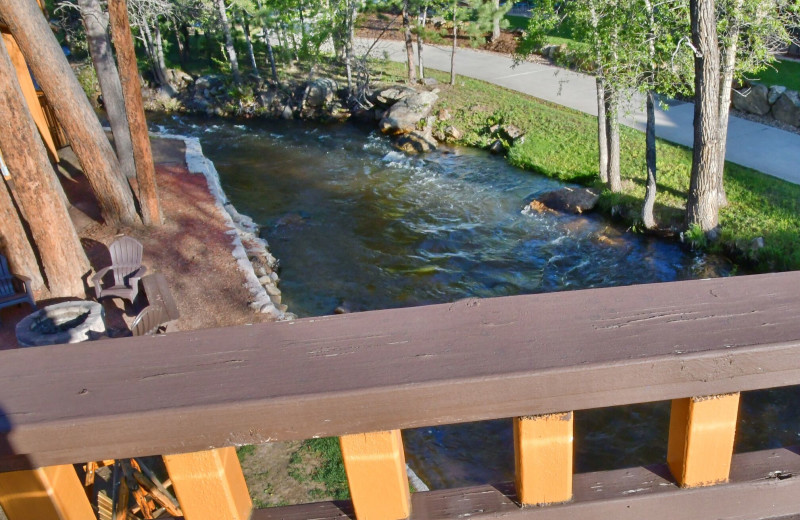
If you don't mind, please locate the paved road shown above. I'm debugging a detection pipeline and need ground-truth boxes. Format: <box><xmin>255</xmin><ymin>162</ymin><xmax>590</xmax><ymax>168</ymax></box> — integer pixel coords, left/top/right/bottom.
<box><xmin>360</xmin><ymin>38</ymin><xmax>800</xmax><ymax>185</ymax></box>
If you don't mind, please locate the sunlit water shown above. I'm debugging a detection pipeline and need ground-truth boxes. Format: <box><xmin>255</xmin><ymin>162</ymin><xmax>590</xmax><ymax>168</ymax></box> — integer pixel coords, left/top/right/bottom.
<box><xmin>151</xmin><ymin>114</ymin><xmax>800</xmax><ymax>489</ymax></box>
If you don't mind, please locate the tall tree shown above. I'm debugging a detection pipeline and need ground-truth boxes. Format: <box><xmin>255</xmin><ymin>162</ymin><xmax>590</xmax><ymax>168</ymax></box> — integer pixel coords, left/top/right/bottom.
<box><xmin>686</xmin><ymin>0</ymin><xmax>722</xmax><ymax>231</ymax></box>
<box><xmin>76</xmin><ymin>0</ymin><xmax>137</xmax><ymax>181</ymax></box>
<box><xmin>403</xmin><ymin>0</ymin><xmax>417</xmax><ymax>83</ymax></box>
<box><xmin>0</xmin><ymin>36</ymin><xmax>90</xmax><ymax>297</ymax></box>
<box><xmin>0</xmin><ymin>0</ymin><xmax>139</xmax><ymax>226</ymax></box>
<box><xmin>216</xmin><ymin>0</ymin><xmax>242</xmax><ymax>83</ymax></box>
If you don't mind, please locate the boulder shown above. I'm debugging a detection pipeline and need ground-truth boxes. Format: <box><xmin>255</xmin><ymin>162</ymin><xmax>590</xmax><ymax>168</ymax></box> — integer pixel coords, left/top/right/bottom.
<box><xmin>194</xmin><ymin>75</ymin><xmax>223</xmax><ymax>91</ymax></box>
<box><xmin>166</xmin><ymin>68</ymin><xmax>194</xmax><ymax>89</ymax></box>
<box><xmin>421</xmin><ymin>77</ymin><xmax>439</xmax><ymax>86</ymax></box>
<box><xmin>488</xmin><ymin>139</ymin><xmax>505</xmax><ymax>154</ymax></box>
<box><xmin>305</xmin><ymin>78</ymin><xmax>338</xmax><ymax>108</ymax></box>
<box><xmin>534</xmin><ymin>187</ymin><xmax>600</xmax><ymax>214</ymax></box>
<box><xmin>379</xmin><ymin>90</ymin><xmax>439</xmax><ymax>135</ymax></box>
<box><xmin>444</xmin><ymin>125</ymin><xmax>462</xmax><ymax>140</ymax></box>
<box><xmin>394</xmin><ymin>131</ymin><xmax>438</xmax><ymax>154</ymax></box>
<box><xmin>771</xmin><ymin>90</ymin><xmax>800</xmax><ymax>127</ymax></box>
<box><xmin>501</xmin><ymin>124</ymin><xmax>525</xmax><ymax>142</ymax></box>
<box><xmin>768</xmin><ymin>85</ymin><xmax>787</xmax><ymax>105</ymax></box>
<box><xmin>731</xmin><ymin>84</ymin><xmax>771</xmax><ymax>115</ymax></box>
<box><xmin>374</xmin><ymin>86</ymin><xmax>418</xmax><ymax>107</ymax></box>
<box><xmin>281</xmin><ymin>105</ymin><xmax>294</xmax><ymax>120</ymax></box>
<box><xmin>437</xmin><ymin>108</ymin><xmax>452</xmax><ymax>121</ymax></box>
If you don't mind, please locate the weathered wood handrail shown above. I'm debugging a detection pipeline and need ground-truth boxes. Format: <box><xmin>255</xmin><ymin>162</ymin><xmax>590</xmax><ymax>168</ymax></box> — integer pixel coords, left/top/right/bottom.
<box><xmin>1</xmin><ymin>271</ymin><xmax>800</xmax><ymax>518</ymax></box>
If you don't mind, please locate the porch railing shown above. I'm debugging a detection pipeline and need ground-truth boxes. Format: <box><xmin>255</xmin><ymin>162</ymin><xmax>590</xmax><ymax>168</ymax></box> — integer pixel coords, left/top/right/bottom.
<box><xmin>1</xmin><ymin>271</ymin><xmax>799</xmax><ymax>519</ymax></box>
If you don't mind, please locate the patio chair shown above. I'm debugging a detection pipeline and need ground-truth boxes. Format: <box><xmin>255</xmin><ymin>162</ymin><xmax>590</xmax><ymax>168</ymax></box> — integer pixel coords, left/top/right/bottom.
<box><xmin>131</xmin><ymin>303</ymin><xmax>173</xmax><ymax>337</ymax></box>
<box><xmin>0</xmin><ymin>254</ymin><xmax>36</xmax><ymax>322</ymax></box>
<box><xmin>91</xmin><ymin>236</ymin><xmax>146</xmax><ymax>303</ymax></box>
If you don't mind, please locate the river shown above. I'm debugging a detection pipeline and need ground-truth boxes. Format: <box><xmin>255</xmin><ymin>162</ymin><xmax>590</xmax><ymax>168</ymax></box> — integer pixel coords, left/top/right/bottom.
<box><xmin>151</xmin><ymin>114</ymin><xmax>799</xmax><ymax>489</ymax></box>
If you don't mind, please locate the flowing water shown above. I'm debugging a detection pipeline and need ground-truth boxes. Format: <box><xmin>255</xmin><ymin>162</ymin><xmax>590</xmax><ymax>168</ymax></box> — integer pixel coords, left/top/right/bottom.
<box><xmin>152</xmin><ymin>115</ymin><xmax>800</xmax><ymax>489</ymax></box>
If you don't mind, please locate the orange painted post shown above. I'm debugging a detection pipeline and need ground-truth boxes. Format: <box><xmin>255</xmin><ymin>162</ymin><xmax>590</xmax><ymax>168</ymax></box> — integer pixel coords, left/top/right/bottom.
<box><xmin>162</xmin><ymin>447</ymin><xmax>251</xmax><ymax>520</ymax></box>
<box><xmin>0</xmin><ymin>464</ymin><xmax>95</xmax><ymax>520</ymax></box>
<box><xmin>340</xmin><ymin>430</ymin><xmax>410</xmax><ymax>520</ymax></box>
<box><xmin>667</xmin><ymin>393</ymin><xmax>740</xmax><ymax>487</ymax></box>
<box><xmin>514</xmin><ymin>412</ymin><xmax>574</xmax><ymax>506</ymax></box>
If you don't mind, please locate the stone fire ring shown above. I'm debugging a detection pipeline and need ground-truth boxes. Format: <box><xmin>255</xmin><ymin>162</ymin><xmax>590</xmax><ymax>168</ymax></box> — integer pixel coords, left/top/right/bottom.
<box><xmin>16</xmin><ymin>301</ymin><xmax>106</xmax><ymax>347</ymax></box>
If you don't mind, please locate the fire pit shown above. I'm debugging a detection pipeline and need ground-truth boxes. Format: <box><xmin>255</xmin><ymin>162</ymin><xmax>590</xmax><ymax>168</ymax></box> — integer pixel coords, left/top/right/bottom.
<box><xmin>15</xmin><ymin>301</ymin><xmax>106</xmax><ymax>347</ymax></box>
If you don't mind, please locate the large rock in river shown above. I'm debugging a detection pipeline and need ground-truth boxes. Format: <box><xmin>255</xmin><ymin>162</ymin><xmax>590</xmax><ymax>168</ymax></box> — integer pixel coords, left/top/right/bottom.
<box><xmin>533</xmin><ymin>187</ymin><xmax>600</xmax><ymax>214</ymax></box>
<box><xmin>394</xmin><ymin>131</ymin><xmax>438</xmax><ymax>154</ymax></box>
<box><xmin>379</xmin><ymin>91</ymin><xmax>439</xmax><ymax>135</ymax></box>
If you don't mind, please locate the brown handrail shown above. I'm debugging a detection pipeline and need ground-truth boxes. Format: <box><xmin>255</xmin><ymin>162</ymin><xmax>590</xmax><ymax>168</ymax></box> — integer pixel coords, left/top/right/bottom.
<box><xmin>1</xmin><ymin>271</ymin><xmax>800</xmax><ymax>519</ymax></box>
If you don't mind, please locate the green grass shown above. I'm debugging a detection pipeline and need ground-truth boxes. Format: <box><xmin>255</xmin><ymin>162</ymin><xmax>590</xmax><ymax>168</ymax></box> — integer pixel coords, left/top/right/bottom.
<box><xmin>376</xmin><ymin>60</ymin><xmax>800</xmax><ymax>271</ymax></box>
<box><xmin>749</xmin><ymin>59</ymin><xmax>800</xmax><ymax>92</ymax></box>
<box><xmin>289</xmin><ymin>438</ymin><xmax>349</xmax><ymax>500</ymax></box>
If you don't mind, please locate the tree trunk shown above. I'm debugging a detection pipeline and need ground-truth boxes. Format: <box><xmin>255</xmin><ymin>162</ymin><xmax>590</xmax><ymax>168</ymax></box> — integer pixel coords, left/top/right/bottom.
<box><xmin>139</xmin><ymin>19</ymin><xmax>162</xmax><ymax>85</ymax></box>
<box><xmin>180</xmin><ymin>24</ymin><xmax>191</xmax><ymax>64</ymax></box>
<box><xmin>153</xmin><ymin>22</ymin><xmax>176</xmax><ymax>96</ymax></box>
<box><xmin>173</xmin><ymin>23</ymin><xmax>186</xmax><ymax>67</ymax></box>
<box><xmin>403</xmin><ymin>0</ymin><xmax>417</xmax><ymax>84</ymax></box>
<box><xmin>418</xmin><ymin>5</ymin><xmax>427</xmax><ymax>80</ymax></box>
<box><xmin>604</xmin><ymin>87</ymin><xmax>622</xmax><ymax>192</ymax></box>
<box><xmin>492</xmin><ymin>0</ymin><xmax>501</xmax><ymax>41</ymax></box>
<box><xmin>108</xmin><ymin>0</ymin><xmax>162</xmax><ymax>226</ymax></box>
<box><xmin>595</xmin><ymin>78</ymin><xmax>608</xmax><ymax>183</ymax></box>
<box><xmin>0</xmin><ymin>173</ymin><xmax>43</xmax><ymax>292</ymax></box>
<box><xmin>642</xmin><ymin>0</ymin><xmax>658</xmax><ymax>230</ymax></box>
<box><xmin>241</xmin><ymin>12</ymin><xmax>260</xmax><ymax>78</ymax></box>
<box><xmin>716</xmin><ymin>0</ymin><xmax>743</xmax><ymax>209</ymax></box>
<box><xmin>686</xmin><ymin>0</ymin><xmax>721</xmax><ymax>232</ymax></box>
<box><xmin>0</xmin><ymin>37</ymin><xmax>90</xmax><ymax>297</ymax></box>
<box><xmin>643</xmin><ymin>90</ymin><xmax>658</xmax><ymax>229</ymax></box>
<box><xmin>450</xmin><ymin>2</ymin><xmax>457</xmax><ymax>86</ymax></box>
<box><xmin>77</xmin><ymin>0</ymin><xmax>136</xmax><ymax>181</ymax></box>
<box><xmin>217</xmin><ymin>0</ymin><xmax>241</xmax><ymax>84</ymax></box>
<box><xmin>0</xmin><ymin>0</ymin><xmax>138</xmax><ymax>226</ymax></box>
<box><xmin>261</xmin><ymin>23</ymin><xmax>278</xmax><ymax>84</ymax></box>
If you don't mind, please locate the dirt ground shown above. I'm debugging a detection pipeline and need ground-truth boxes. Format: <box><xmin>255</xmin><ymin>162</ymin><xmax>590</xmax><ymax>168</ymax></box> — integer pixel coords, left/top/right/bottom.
<box><xmin>0</xmin><ymin>137</ymin><xmax>328</xmax><ymax>512</ymax></box>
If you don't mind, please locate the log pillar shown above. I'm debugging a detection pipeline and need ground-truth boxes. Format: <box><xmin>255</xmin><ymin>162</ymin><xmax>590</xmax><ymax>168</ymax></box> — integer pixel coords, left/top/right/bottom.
<box><xmin>107</xmin><ymin>0</ymin><xmax>162</xmax><ymax>226</ymax></box>
<box><xmin>667</xmin><ymin>393</ymin><xmax>740</xmax><ymax>487</ymax></box>
<box><xmin>514</xmin><ymin>412</ymin><xmax>574</xmax><ymax>506</ymax></box>
<box><xmin>340</xmin><ymin>430</ymin><xmax>410</xmax><ymax>520</ymax></box>
<box><xmin>163</xmin><ymin>447</ymin><xmax>252</xmax><ymax>520</ymax></box>
<box><xmin>0</xmin><ymin>173</ymin><xmax>43</xmax><ymax>292</ymax></box>
<box><xmin>0</xmin><ymin>0</ymin><xmax>139</xmax><ymax>226</ymax></box>
<box><xmin>0</xmin><ymin>32</ymin><xmax>89</xmax><ymax>297</ymax></box>
<box><xmin>0</xmin><ymin>464</ymin><xmax>95</xmax><ymax>520</ymax></box>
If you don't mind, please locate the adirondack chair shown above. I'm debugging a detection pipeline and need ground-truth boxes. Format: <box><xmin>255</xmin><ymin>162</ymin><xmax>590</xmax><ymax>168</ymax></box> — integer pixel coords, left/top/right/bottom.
<box><xmin>91</xmin><ymin>236</ymin><xmax>147</xmax><ymax>303</ymax></box>
<box><xmin>0</xmin><ymin>254</ymin><xmax>36</xmax><ymax>322</ymax></box>
<box><xmin>131</xmin><ymin>304</ymin><xmax>169</xmax><ymax>336</ymax></box>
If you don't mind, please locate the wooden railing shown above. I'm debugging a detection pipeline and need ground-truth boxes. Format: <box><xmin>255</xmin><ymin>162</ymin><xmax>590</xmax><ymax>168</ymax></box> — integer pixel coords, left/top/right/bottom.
<box><xmin>1</xmin><ymin>271</ymin><xmax>800</xmax><ymax>519</ymax></box>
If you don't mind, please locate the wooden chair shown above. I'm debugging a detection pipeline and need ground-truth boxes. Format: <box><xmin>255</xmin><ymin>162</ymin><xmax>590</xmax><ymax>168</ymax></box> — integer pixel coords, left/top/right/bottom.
<box><xmin>91</xmin><ymin>236</ymin><xmax>146</xmax><ymax>303</ymax></box>
<box><xmin>0</xmin><ymin>254</ymin><xmax>35</xmax><ymax>322</ymax></box>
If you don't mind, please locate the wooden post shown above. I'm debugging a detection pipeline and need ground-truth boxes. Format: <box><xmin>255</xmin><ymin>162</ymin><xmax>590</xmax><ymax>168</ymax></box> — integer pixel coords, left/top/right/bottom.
<box><xmin>0</xmin><ymin>31</ymin><xmax>58</xmax><ymax>161</ymax></box>
<box><xmin>0</xmin><ymin>33</ymin><xmax>90</xmax><ymax>297</ymax></box>
<box><xmin>0</xmin><ymin>0</ymin><xmax>139</xmax><ymax>226</ymax></box>
<box><xmin>514</xmin><ymin>412</ymin><xmax>573</xmax><ymax>506</ymax></box>
<box><xmin>107</xmin><ymin>0</ymin><xmax>162</xmax><ymax>226</ymax></box>
<box><xmin>0</xmin><ymin>174</ymin><xmax>44</xmax><ymax>292</ymax></box>
<box><xmin>0</xmin><ymin>464</ymin><xmax>95</xmax><ymax>520</ymax></box>
<box><xmin>162</xmin><ymin>447</ymin><xmax>251</xmax><ymax>520</ymax></box>
<box><xmin>667</xmin><ymin>393</ymin><xmax>740</xmax><ymax>487</ymax></box>
<box><xmin>340</xmin><ymin>430</ymin><xmax>410</xmax><ymax>520</ymax></box>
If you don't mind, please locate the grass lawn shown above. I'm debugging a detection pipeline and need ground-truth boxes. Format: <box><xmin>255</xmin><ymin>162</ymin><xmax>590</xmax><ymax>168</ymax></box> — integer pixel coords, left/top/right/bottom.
<box><xmin>750</xmin><ymin>58</ymin><xmax>800</xmax><ymax>92</ymax></box>
<box><xmin>376</xmin><ymin>60</ymin><xmax>800</xmax><ymax>271</ymax></box>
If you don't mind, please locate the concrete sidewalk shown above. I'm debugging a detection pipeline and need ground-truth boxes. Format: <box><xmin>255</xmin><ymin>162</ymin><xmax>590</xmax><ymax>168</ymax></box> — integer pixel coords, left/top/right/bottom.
<box><xmin>361</xmin><ymin>38</ymin><xmax>800</xmax><ymax>185</ymax></box>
